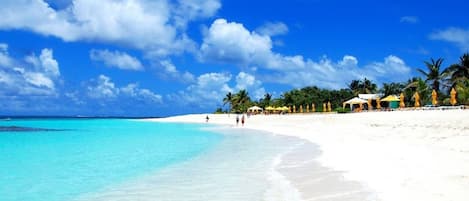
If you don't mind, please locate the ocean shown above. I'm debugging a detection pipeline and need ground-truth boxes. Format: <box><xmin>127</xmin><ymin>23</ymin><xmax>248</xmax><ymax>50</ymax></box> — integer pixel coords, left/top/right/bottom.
<box><xmin>0</xmin><ymin>118</ymin><xmax>309</xmax><ymax>201</ymax></box>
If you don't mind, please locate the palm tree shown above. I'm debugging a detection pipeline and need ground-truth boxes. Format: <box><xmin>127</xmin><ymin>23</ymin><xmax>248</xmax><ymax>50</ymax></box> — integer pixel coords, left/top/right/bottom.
<box><xmin>381</xmin><ymin>82</ymin><xmax>404</xmax><ymax>96</ymax></box>
<box><xmin>233</xmin><ymin>89</ymin><xmax>251</xmax><ymax>113</ymax></box>
<box><xmin>405</xmin><ymin>77</ymin><xmax>431</xmax><ymax>105</ymax></box>
<box><xmin>348</xmin><ymin>78</ymin><xmax>377</xmax><ymax>95</ymax></box>
<box><xmin>417</xmin><ymin>58</ymin><xmax>448</xmax><ymax>93</ymax></box>
<box><xmin>446</xmin><ymin>53</ymin><xmax>469</xmax><ymax>85</ymax></box>
<box><xmin>223</xmin><ymin>92</ymin><xmax>233</xmax><ymax>112</ymax></box>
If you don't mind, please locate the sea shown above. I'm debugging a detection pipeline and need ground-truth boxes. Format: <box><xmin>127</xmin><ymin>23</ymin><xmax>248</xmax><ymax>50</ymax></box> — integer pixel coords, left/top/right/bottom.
<box><xmin>0</xmin><ymin>118</ymin><xmax>314</xmax><ymax>201</ymax></box>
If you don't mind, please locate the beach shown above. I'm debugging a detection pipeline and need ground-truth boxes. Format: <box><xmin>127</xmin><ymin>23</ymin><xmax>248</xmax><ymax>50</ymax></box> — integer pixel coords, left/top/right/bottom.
<box><xmin>149</xmin><ymin>109</ymin><xmax>469</xmax><ymax>201</ymax></box>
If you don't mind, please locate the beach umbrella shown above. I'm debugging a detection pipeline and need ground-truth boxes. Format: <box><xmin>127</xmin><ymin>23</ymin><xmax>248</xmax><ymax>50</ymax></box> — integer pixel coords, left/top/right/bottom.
<box><xmin>367</xmin><ymin>99</ymin><xmax>373</xmax><ymax>110</ymax></box>
<box><xmin>312</xmin><ymin>103</ymin><xmax>315</xmax><ymax>112</ymax></box>
<box><xmin>327</xmin><ymin>101</ymin><xmax>332</xmax><ymax>112</ymax></box>
<box><xmin>323</xmin><ymin>103</ymin><xmax>327</xmax><ymax>112</ymax></box>
<box><xmin>376</xmin><ymin>97</ymin><xmax>381</xmax><ymax>110</ymax></box>
<box><xmin>299</xmin><ymin>105</ymin><xmax>303</xmax><ymax>113</ymax></box>
<box><xmin>399</xmin><ymin>93</ymin><xmax>405</xmax><ymax>108</ymax></box>
<box><xmin>450</xmin><ymin>88</ymin><xmax>457</xmax><ymax>106</ymax></box>
<box><xmin>293</xmin><ymin>105</ymin><xmax>296</xmax><ymax>113</ymax></box>
<box><xmin>306</xmin><ymin>104</ymin><xmax>310</xmax><ymax>113</ymax></box>
<box><xmin>414</xmin><ymin>92</ymin><xmax>420</xmax><ymax>107</ymax></box>
<box><xmin>431</xmin><ymin>90</ymin><xmax>438</xmax><ymax>106</ymax></box>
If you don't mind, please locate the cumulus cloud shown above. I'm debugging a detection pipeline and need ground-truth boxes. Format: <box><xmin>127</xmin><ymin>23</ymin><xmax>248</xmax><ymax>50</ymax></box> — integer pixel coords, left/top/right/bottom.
<box><xmin>170</xmin><ymin>71</ymin><xmax>266</xmax><ymax>108</ymax></box>
<box><xmin>400</xmin><ymin>16</ymin><xmax>419</xmax><ymax>24</ymax></box>
<box><xmin>429</xmin><ymin>27</ymin><xmax>469</xmax><ymax>51</ymax></box>
<box><xmin>255</xmin><ymin>22</ymin><xmax>289</xmax><ymax>36</ymax></box>
<box><xmin>0</xmin><ymin>45</ymin><xmax>61</xmax><ymax>96</ymax></box>
<box><xmin>86</xmin><ymin>74</ymin><xmax>162</xmax><ymax>103</ymax></box>
<box><xmin>200</xmin><ymin>19</ymin><xmax>413</xmax><ymax>89</ymax></box>
<box><xmin>157</xmin><ymin>60</ymin><xmax>195</xmax><ymax>83</ymax></box>
<box><xmin>90</xmin><ymin>49</ymin><xmax>143</xmax><ymax>71</ymax></box>
<box><xmin>0</xmin><ymin>0</ymin><xmax>220</xmax><ymax>57</ymax></box>
<box><xmin>200</xmin><ymin>18</ymin><xmax>276</xmax><ymax>67</ymax></box>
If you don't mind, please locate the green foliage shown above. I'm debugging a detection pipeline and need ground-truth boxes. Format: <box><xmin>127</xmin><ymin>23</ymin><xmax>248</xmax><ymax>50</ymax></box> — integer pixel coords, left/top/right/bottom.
<box><xmin>348</xmin><ymin>78</ymin><xmax>378</xmax><ymax>95</ymax></box>
<box><xmin>220</xmin><ymin>53</ymin><xmax>469</xmax><ymax>111</ymax></box>
<box><xmin>455</xmin><ymin>79</ymin><xmax>469</xmax><ymax>105</ymax></box>
<box><xmin>335</xmin><ymin>107</ymin><xmax>351</xmax><ymax>113</ymax></box>
<box><xmin>214</xmin><ymin>108</ymin><xmax>224</xmax><ymax>114</ymax></box>
<box><xmin>417</xmin><ymin>58</ymin><xmax>448</xmax><ymax>93</ymax></box>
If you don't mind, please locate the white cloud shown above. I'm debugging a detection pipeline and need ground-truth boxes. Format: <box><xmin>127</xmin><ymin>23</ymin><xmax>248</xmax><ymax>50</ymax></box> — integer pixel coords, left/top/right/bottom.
<box><xmin>0</xmin><ymin>0</ymin><xmax>220</xmax><ymax>57</ymax></box>
<box><xmin>0</xmin><ymin>43</ymin><xmax>12</xmax><ymax>67</ymax></box>
<box><xmin>86</xmin><ymin>74</ymin><xmax>162</xmax><ymax>103</ymax></box>
<box><xmin>200</xmin><ymin>19</ymin><xmax>412</xmax><ymax>89</ymax></box>
<box><xmin>0</xmin><ymin>45</ymin><xmax>61</xmax><ymax>96</ymax></box>
<box><xmin>400</xmin><ymin>16</ymin><xmax>419</xmax><ymax>24</ymax></box>
<box><xmin>235</xmin><ymin>72</ymin><xmax>265</xmax><ymax>100</ymax></box>
<box><xmin>171</xmin><ymin>71</ymin><xmax>266</xmax><ymax>108</ymax></box>
<box><xmin>87</xmin><ymin>75</ymin><xmax>118</xmax><ymax>99</ymax></box>
<box><xmin>158</xmin><ymin>60</ymin><xmax>195</xmax><ymax>83</ymax></box>
<box><xmin>255</xmin><ymin>22</ymin><xmax>289</xmax><ymax>36</ymax></box>
<box><xmin>90</xmin><ymin>49</ymin><xmax>143</xmax><ymax>71</ymax></box>
<box><xmin>269</xmin><ymin>55</ymin><xmax>412</xmax><ymax>89</ymax></box>
<box><xmin>200</xmin><ymin>19</ymin><xmax>273</xmax><ymax>65</ymax></box>
<box><xmin>429</xmin><ymin>27</ymin><xmax>469</xmax><ymax>51</ymax></box>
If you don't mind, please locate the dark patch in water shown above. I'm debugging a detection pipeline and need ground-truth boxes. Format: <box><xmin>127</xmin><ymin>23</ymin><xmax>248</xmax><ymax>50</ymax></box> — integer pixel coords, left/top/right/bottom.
<box><xmin>0</xmin><ymin>126</ymin><xmax>67</xmax><ymax>132</ymax></box>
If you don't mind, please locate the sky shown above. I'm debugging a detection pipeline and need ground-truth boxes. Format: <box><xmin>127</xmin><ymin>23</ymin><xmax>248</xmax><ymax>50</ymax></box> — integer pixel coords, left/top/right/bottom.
<box><xmin>0</xmin><ymin>0</ymin><xmax>468</xmax><ymax>117</ymax></box>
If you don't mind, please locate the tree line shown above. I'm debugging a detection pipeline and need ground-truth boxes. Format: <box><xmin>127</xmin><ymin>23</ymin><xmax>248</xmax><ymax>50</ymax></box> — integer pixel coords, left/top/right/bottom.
<box><xmin>218</xmin><ymin>53</ymin><xmax>469</xmax><ymax>113</ymax></box>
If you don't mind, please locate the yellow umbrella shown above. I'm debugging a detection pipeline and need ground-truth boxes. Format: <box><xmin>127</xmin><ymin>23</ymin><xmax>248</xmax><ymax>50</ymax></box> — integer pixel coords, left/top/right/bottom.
<box><xmin>368</xmin><ymin>99</ymin><xmax>373</xmax><ymax>110</ymax></box>
<box><xmin>327</xmin><ymin>101</ymin><xmax>332</xmax><ymax>112</ymax></box>
<box><xmin>306</xmin><ymin>104</ymin><xmax>310</xmax><ymax>113</ymax></box>
<box><xmin>299</xmin><ymin>105</ymin><xmax>303</xmax><ymax>113</ymax></box>
<box><xmin>450</xmin><ymin>88</ymin><xmax>457</xmax><ymax>106</ymax></box>
<box><xmin>312</xmin><ymin>103</ymin><xmax>315</xmax><ymax>112</ymax></box>
<box><xmin>323</xmin><ymin>103</ymin><xmax>327</xmax><ymax>112</ymax></box>
<box><xmin>414</xmin><ymin>92</ymin><xmax>420</xmax><ymax>107</ymax></box>
<box><xmin>376</xmin><ymin>97</ymin><xmax>381</xmax><ymax>110</ymax></box>
<box><xmin>431</xmin><ymin>90</ymin><xmax>438</xmax><ymax>106</ymax></box>
<box><xmin>293</xmin><ymin>105</ymin><xmax>296</xmax><ymax>113</ymax></box>
<box><xmin>399</xmin><ymin>93</ymin><xmax>405</xmax><ymax>108</ymax></box>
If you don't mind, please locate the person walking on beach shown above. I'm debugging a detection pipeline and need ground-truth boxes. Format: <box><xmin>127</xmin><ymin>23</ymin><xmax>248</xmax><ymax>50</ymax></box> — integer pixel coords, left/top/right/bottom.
<box><xmin>205</xmin><ymin>115</ymin><xmax>209</xmax><ymax>122</ymax></box>
<box><xmin>236</xmin><ymin>115</ymin><xmax>239</xmax><ymax>126</ymax></box>
<box><xmin>241</xmin><ymin>115</ymin><xmax>245</xmax><ymax>126</ymax></box>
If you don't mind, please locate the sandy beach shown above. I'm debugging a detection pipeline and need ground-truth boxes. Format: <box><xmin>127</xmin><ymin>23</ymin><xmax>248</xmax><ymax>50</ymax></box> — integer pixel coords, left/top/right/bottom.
<box><xmin>148</xmin><ymin>109</ymin><xmax>469</xmax><ymax>201</ymax></box>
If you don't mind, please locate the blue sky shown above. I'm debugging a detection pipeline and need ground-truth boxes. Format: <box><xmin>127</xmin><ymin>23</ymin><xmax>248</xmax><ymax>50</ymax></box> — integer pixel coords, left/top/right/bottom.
<box><xmin>0</xmin><ymin>0</ymin><xmax>468</xmax><ymax>116</ymax></box>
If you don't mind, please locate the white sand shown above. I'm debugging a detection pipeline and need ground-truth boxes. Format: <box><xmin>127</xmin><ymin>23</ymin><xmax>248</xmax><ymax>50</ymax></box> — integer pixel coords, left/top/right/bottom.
<box><xmin>147</xmin><ymin>109</ymin><xmax>469</xmax><ymax>201</ymax></box>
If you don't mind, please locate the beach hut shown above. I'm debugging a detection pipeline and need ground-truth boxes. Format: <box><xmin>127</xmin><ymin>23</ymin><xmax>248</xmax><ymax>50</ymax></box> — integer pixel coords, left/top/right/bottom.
<box><xmin>343</xmin><ymin>97</ymin><xmax>367</xmax><ymax>110</ymax></box>
<box><xmin>381</xmin><ymin>95</ymin><xmax>400</xmax><ymax>109</ymax></box>
<box><xmin>247</xmin><ymin>106</ymin><xmax>263</xmax><ymax>113</ymax></box>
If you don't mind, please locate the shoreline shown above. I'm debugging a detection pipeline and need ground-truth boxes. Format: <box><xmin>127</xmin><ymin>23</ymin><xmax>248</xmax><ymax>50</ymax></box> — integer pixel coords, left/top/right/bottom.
<box><xmin>147</xmin><ymin>109</ymin><xmax>469</xmax><ymax>201</ymax></box>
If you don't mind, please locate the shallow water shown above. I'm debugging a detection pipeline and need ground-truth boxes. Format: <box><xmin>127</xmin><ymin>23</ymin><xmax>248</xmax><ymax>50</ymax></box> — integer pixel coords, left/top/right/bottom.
<box><xmin>0</xmin><ymin>119</ymin><xmax>310</xmax><ymax>201</ymax></box>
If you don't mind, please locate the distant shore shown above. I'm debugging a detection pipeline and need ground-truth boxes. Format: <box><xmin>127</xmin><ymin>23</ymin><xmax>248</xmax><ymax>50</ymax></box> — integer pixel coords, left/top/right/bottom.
<box><xmin>147</xmin><ymin>109</ymin><xmax>469</xmax><ymax>201</ymax></box>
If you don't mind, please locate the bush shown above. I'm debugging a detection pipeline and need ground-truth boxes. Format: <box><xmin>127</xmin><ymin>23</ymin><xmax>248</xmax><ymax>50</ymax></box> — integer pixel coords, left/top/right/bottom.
<box><xmin>335</xmin><ymin>107</ymin><xmax>351</xmax><ymax>113</ymax></box>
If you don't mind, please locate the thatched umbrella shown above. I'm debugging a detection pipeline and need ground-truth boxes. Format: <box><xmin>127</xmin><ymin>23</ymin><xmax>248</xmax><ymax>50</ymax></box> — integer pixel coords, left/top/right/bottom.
<box><xmin>431</xmin><ymin>90</ymin><xmax>438</xmax><ymax>106</ymax></box>
<box><xmin>414</xmin><ymin>92</ymin><xmax>420</xmax><ymax>107</ymax></box>
<box><xmin>399</xmin><ymin>93</ymin><xmax>405</xmax><ymax>108</ymax></box>
<box><xmin>450</xmin><ymin>88</ymin><xmax>457</xmax><ymax>106</ymax></box>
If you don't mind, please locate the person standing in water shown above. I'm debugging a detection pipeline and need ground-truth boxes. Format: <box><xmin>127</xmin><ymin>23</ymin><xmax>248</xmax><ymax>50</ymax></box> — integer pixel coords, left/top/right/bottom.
<box><xmin>241</xmin><ymin>115</ymin><xmax>245</xmax><ymax>126</ymax></box>
<box><xmin>236</xmin><ymin>115</ymin><xmax>239</xmax><ymax>126</ymax></box>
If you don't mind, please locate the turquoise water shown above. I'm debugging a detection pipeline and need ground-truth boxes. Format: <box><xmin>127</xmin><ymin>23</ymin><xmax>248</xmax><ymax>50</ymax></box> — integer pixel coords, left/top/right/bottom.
<box><xmin>0</xmin><ymin>119</ymin><xmax>223</xmax><ymax>201</ymax></box>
